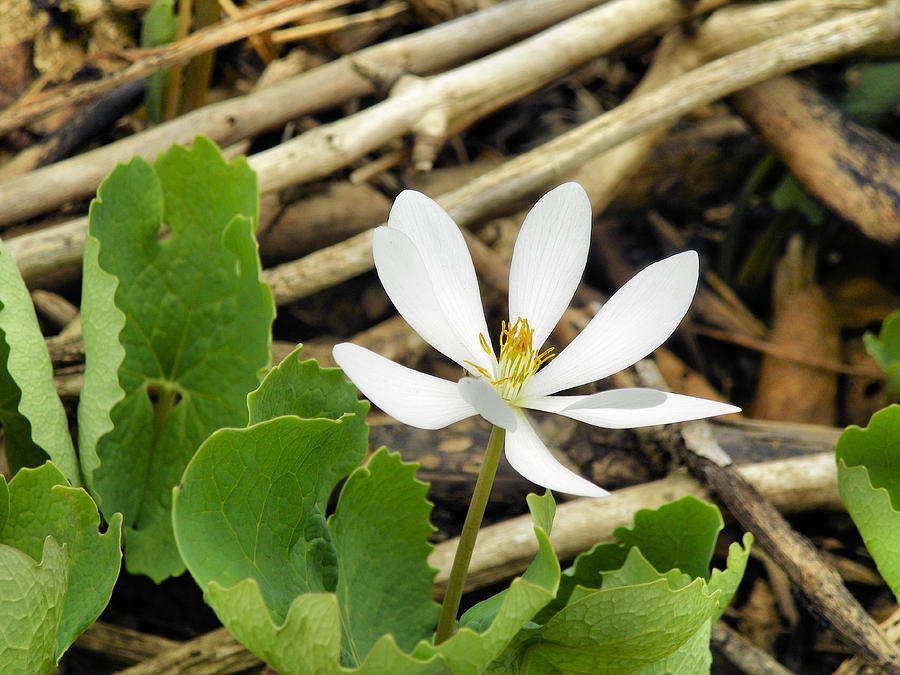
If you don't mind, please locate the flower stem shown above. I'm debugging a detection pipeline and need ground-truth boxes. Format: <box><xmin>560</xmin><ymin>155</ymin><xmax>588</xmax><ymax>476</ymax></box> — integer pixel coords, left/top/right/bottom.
<box><xmin>434</xmin><ymin>424</ymin><xmax>506</xmax><ymax>645</ymax></box>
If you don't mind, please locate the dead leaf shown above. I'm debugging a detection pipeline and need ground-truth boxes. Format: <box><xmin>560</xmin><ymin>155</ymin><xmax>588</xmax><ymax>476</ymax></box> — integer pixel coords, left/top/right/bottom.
<box><xmin>751</xmin><ymin>236</ymin><xmax>840</xmax><ymax>424</ymax></box>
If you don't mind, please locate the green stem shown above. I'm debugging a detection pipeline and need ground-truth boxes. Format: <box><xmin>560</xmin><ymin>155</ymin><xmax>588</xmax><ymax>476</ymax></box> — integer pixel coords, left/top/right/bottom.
<box><xmin>434</xmin><ymin>424</ymin><xmax>506</xmax><ymax>644</ymax></box>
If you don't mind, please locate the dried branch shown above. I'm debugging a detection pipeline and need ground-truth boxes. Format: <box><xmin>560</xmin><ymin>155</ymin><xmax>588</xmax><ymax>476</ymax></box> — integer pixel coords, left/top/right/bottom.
<box><xmin>5</xmin><ymin>0</ymin><xmax>736</xmax><ymax>280</ymax></box>
<box><xmin>835</xmin><ymin>607</ymin><xmax>900</xmax><ymax>675</ymax></box>
<box><xmin>712</xmin><ymin>622</ymin><xmax>799</xmax><ymax>675</ymax></box>
<box><xmin>247</xmin><ymin>0</ymin><xmax>732</xmax><ymax>194</ymax></box>
<box><xmin>732</xmin><ymin>74</ymin><xmax>900</xmax><ymax>244</ymax></box>
<box><xmin>0</xmin><ymin>0</ymin><xmax>611</xmax><ymax>227</ymax></box>
<box><xmin>8</xmin><ymin>3</ymin><xmax>897</xmax><ymax>287</ymax></box>
<box><xmin>74</xmin><ymin>621</ymin><xmax>180</xmax><ymax>666</ymax></box>
<box><xmin>112</xmin><ymin>627</ymin><xmax>261</xmax><ymax>675</ymax></box>
<box><xmin>689</xmin><ymin>324</ymin><xmax>883</xmax><ymax>377</ymax></box>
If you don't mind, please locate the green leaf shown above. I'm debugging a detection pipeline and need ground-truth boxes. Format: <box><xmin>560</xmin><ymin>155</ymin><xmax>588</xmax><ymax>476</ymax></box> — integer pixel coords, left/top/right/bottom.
<box><xmin>175</xmin><ymin>353</ymin><xmax>451</xmax><ymax>671</ymax></box>
<box><xmin>198</xmin><ymin>448</ymin><xmax>447</xmax><ymax>675</ymax></box>
<box><xmin>836</xmin><ymin>405</ymin><xmax>900</xmax><ymax>601</ymax></box>
<box><xmin>631</xmin><ymin>620</ymin><xmax>712</xmax><ymax>675</ymax></box>
<box><xmin>206</xmin><ymin>580</ymin><xmax>452</xmax><ymax>675</ymax></box>
<box><xmin>599</xmin><ymin>547</ymin><xmax>692</xmax><ymax>591</ymax></box>
<box><xmin>330</xmin><ymin>448</ymin><xmax>440</xmax><ymax>663</ymax></box>
<box><xmin>506</xmin><ymin>561</ymin><xmax>717</xmax><ymax>674</ymax></box>
<box><xmin>0</xmin><ymin>463</ymin><xmax>122</xmax><ymax>656</ymax></box>
<box><xmin>864</xmin><ymin>311</ymin><xmax>900</xmax><ymax>397</ymax></box>
<box><xmin>354</xmin><ymin>636</ymin><xmax>450</xmax><ymax>675</ymax></box>
<box><xmin>532</xmin><ymin>541</ymin><xmax>628</xmax><ymax>625</ymax></box>
<box><xmin>173</xmin><ymin>351</ymin><xmax>369</xmax><ymax>617</ymax></box>
<box><xmin>248</xmin><ymin>345</ymin><xmax>369</xmax><ymax>501</ymax></box>
<box><xmin>0</xmin><ymin>239</ymin><xmax>79</xmax><ymax>484</ymax></box>
<box><xmin>537</xmin><ymin>496</ymin><xmax>725</xmax><ymax>623</ymax></box>
<box><xmin>205</xmin><ymin>580</ymin><xmax>343</xmax><ymax>675</ymax></box>
<box><xmin>0</xmin><ymin>537</ymin><xmax>68</xmax><ymax>675</ymax></box>
<box><xmin>707</xmin><ymin>533</ymin><xmax>753</xmax><ymax>622</ymax></box>
<box><xmin>79</xmin><ymin>137</ymin><xmax>274</xmax><ymax>581</ymax></box>
<box><xmin>140</xmin><ymin>0</ymin><xmax>177</xmax><ymax>124</ymax></box>
<box><xmin>842</xmin><ymin>61</ymin><xmax>900</xmax><ymax>125</ymax></box>
<box><xmin>174</xmin><ymin>416</ymin><xmax>350</xmax><ymax>619</ymax></box>
<box><xmin>248</xmin><ymin>345</ymin><xmax>365</xmax><ymax>423</ymax></box>
<box><xmin>770</xmin><ymin>174</ymin><xmax>825</xmax><ymax>226</ymax></box>
<box><xmin>613</xmin><ymin>496</ymin><xmax>722</xmax><ymax>581</ymax></box>
<box><xmin>0</xmin><ymin>477</ymin><xmax>7</xmax><ymax>531</ymax></box>
<box><xmin>490</xmin><ymin>498</ymin><xmax>752</xmax><ymax>674</ymax></box>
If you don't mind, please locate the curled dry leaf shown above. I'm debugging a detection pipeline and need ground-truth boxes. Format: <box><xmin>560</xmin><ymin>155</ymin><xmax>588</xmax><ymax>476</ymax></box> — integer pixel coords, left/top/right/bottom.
<box><xmin>751</xmin><ymin>237</ymin><xmax>840</xmax><ymax>425</ymax></box>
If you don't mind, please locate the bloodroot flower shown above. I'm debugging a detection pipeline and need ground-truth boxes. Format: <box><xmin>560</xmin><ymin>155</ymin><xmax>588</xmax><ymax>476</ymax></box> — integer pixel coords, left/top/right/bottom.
<box><xmin>333</xmin><ymin>183</ymin><xmax>739</xmax><ymax>498</ymax></box>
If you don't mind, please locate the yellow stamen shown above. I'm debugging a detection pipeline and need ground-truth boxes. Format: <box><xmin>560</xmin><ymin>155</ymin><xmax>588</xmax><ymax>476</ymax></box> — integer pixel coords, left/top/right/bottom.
<box><xmin>465</xmin><ymin>318</ymin><xmax>554</xmax><ymax>403</ymax></box>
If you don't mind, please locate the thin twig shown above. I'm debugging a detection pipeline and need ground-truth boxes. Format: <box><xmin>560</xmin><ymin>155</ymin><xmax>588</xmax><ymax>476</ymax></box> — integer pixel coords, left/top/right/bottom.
<box><xmin>271</xmin><ymin>1</ymin><xmax>410</xmax><ymax>43</ymax></box>
<box><xmin>688</xmin><ymin>324</ymin><xmax>883</xmax><ymax>378</ymax></box>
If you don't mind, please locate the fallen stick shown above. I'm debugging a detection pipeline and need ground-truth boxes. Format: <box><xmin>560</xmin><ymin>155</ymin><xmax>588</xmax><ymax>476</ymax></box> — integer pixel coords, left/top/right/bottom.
<box><xmin>835</xmin><ymin>607</ymin><xmax>900</xmax><ymax>674</ymax></box>
<box><xmin>732</xmin><ymin>74</ymin><xmax>900</xmax><ymax>244</ymax></box>
<box><xmin>74</xmin><ymin>621</ymin><xmax>181</xmax><ymax>666</ymax></box>
<box><xmin>712</xmin><ymin>622</ymin><xmax>798</xmax><ymax>675</ymax></box>
<box><xmin>245</xmin><ymin>0</ymin><xmax>732</xmax><ymax>196</ymax></box>
<box><xmin>0</xmin><ymin>81</ymin><xmax>146</xmax><ymax>180</ymax></box>
<box><xmin>112</xmin><ymin>626</ymin><xmax>261</xmax><ymax>675</ymax></box>
<box><xmin>0</xmin><ymin>0</ymin><xmax>610</xmax><ymax>227</ymax></box>
<box><xmin>688</xmin><ymin>323</ymin><xmax>883</xmax><ymax>377</ymax></box>
<box><xmin>269</xmin><ymin>1</ymin><xmax>410</xmax><ymax>43</ymax></box>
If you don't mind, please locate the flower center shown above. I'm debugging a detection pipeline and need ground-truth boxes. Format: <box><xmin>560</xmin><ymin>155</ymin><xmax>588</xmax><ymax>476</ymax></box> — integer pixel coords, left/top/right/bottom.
<box><xmin>466</xmin><ymin>318</ymin><xmax>554</xmax><ymax>403</ymax></box>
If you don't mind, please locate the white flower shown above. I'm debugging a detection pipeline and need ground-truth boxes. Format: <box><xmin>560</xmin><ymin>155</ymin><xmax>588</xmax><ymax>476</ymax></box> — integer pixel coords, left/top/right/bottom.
<box><xmin>333</xmin><ymin>183</ymin><xmax>739</xmax><ymax>498</ymax></box>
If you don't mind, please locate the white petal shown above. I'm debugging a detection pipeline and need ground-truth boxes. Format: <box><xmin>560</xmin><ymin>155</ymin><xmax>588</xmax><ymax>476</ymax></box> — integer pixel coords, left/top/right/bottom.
<box><xmin>528</xmin><ymin>251</ymin><xmax>699</xmax><ymax>396</ymax></box>
<box><xmin>524</xmin><ymin>388</ymin><xmax>740</xmax><ymax>429</ymax></box>
<box><xmin>457</xmin><ymin>377</ymin><xmax>517</xmax><ymax>431</ymax></box>
<box><xmin>508</xmin><ymin>183</ymin><xmax>591</xmax><ymax>349</ymax></box>
<box><xmin>388</xmin><ymin>191</ymin><xmax>493</xmax><ymax>370</ymax></box>
<box><xmin>373</xmin><ymin>227</ymin><xmax>485</xmax><ymax>371</ymax></box>
<box><xmin>505</xmin><ymin>411</ymin><xmax>609</xmax><ymax>498</ymax></box>
<box><xmin>332</xmin><ymin>343</ymin><xmax>476</xmax><ymax>429</ymax></box>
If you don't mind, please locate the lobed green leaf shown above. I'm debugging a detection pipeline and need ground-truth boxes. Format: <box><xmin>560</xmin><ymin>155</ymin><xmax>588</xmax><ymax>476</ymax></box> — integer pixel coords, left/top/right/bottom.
<box><xmin>78</xmin><ymin>137</ymin><xmax>274</xmax><ymax>580</ymax></box>
<box><xmin>0</xmin><ymin>239</ymin><xmax>79</xmax><ymax>484</ymax></box>
<box><xmin>487</xmin><ymin>496</ymin><xmax>751</xmax><ymax>674</ymax></box>
<box><xmin>177</xmin><ymin>352</ymin><xmax>447</xmax><ymax>670</ymax></box>
<box><xmin>613</xmin><ymin>496</ymin><xmax>722</xmax><ymax>582</ymax></box>
<box><xmin>0</xmin><ymin>463</ymin><xmax>122</xmax><ymax>656</ymax></box>
<box><xmin>0</xmin><ymin>537</ymin><xmax>68</xmax><ymax>674</ymax></box>
<box><xmin>863</xmin><ymin>311</ymin><xmax>900</xmax><ymax>397</ymax></box>
<box><xmin>330</xmin><ymin>449</ymin><xmax>440</xmax><ymax>663</ymax></box>
<box><xmin>836</xmin><ymin>405</ymin><xmax>900</xmax><ymax>602</ymax></box>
